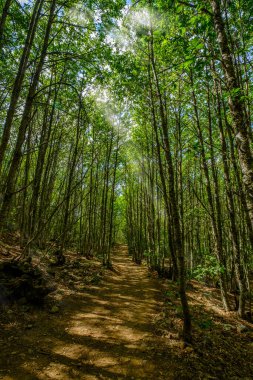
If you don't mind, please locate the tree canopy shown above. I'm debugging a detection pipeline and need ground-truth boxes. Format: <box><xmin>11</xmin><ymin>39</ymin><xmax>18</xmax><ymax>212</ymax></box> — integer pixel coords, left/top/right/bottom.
<box><xmin>1</xmin><ymin>0</ymin><xmax>253</xmax><ymax>343</ymax></box>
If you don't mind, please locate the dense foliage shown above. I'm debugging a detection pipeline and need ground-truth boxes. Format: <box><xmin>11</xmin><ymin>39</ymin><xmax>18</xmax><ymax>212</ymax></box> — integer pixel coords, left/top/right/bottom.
<box><xmin>0</xmin><ymin>0</ymin><xmax>253</xmax><ymax>341</ymax></box>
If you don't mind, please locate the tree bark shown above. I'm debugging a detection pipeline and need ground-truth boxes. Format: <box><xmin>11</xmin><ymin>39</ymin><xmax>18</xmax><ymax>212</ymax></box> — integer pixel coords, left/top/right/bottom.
<box><xmin>0</xmin><ymin>0</ymin><xmax>56</xmax><ymax>226</ymax></box>
<box><xmin>0</xmin><ymin>0</ymin><xmax>44</xmax><ymax>175</ymax></box>
<box><xmin>0</xmin><ymin>0</ymin><xmax>12</xmax><ymax>51</ymax></box>
<box><xmin>211</xmin><ymin>0</ymin><xmax>253</xmax><ymax>230</ymax></box>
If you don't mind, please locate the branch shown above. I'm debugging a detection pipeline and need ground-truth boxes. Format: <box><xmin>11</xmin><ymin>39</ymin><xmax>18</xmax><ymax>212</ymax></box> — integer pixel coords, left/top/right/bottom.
<box><xmin>178</xmin><ymin>1</ymin><xmax>212</xmax><ymax>16</ymax></box>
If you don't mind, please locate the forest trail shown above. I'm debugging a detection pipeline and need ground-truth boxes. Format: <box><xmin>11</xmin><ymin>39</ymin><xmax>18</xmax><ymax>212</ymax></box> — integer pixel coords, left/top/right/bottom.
<box><xmin>0</xmin><ymin>246</ymin><xmax>176</xmax><ymax>380</ymax></box>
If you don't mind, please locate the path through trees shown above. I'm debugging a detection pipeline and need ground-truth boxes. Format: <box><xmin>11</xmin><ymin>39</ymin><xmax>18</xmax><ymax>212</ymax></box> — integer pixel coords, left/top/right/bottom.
<box><xmin>0</xmin><ymin>245</ymin><xmax>252</xmax><ymax>379</ymax></box>
<box><xmin>0</xmin><ymin>0</ymin><xmax>253</xmax><ymax>367</ymax></box>
<box><xmin>0</xmin><ymin>246</ymin><xmax>176</xmax><ymax>379</ymax></box>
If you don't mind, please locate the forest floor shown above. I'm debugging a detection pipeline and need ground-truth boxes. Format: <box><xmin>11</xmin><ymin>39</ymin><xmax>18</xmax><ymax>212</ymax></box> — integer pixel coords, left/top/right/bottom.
<box><xmin>0</xmin><ymin>242</ymin><xmax>253</xmax><ymax>379</ymax></box>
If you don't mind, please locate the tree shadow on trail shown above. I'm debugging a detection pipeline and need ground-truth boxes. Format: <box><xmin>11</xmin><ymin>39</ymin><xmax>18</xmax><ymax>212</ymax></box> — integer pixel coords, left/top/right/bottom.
<box><xmin>2</xmin><ymin>247</ymin><xmax>251</xmax><ymax>380</ymax></box>
<box><xmin>0</xmin><ymin>248</ymin><xmax>177</xmax><ymax>380</ymax></box>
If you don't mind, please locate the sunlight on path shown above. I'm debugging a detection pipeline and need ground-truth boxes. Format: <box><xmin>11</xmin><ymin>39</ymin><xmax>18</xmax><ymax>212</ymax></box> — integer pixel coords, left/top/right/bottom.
<box><xmin>1</xmin><ymin>246</ymin><xmax>174</xmax><ymax>380</ymax></box>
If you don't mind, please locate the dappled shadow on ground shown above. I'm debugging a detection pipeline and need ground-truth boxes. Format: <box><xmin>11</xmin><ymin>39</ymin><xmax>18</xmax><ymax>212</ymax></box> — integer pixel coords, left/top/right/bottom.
<box><xmin>1</xmin><ymin>246</ymin><xmax>253</xmax><ymax>380</ymax></box>
<box><xmin>0</xmin><ymin>246</ymin><xmax>177</xmax><ymax>380</ymax></box>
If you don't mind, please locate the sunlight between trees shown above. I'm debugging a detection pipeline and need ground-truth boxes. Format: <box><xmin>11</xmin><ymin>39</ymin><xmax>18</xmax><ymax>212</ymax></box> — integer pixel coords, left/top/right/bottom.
<box><xmin>0</xmin><ymin>0</ymin><xmax>253</xmax><ymax>342</ymax></box>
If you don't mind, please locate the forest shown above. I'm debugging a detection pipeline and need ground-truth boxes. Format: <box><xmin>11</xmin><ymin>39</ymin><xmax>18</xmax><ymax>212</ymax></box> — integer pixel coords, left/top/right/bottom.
<box><xmin>0</xmin><ymin>0</ymin><xmax>253</xmax><ymax>379</ymax></box>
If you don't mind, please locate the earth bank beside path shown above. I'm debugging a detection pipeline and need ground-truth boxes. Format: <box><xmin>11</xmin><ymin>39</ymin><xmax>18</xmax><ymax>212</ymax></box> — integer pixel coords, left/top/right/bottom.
<box><xmin>0</xmin><ymin>246</ymin><xmax>176</xmax><ymax>380</ymax></box>
<box><xmin>0</xmin><ymin>245</ymin><xmax>253</xmax><ymax>380</ymax></box>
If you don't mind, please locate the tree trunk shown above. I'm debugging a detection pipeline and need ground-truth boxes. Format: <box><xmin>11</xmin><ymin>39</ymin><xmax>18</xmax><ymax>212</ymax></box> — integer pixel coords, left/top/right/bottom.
<box><xmin>0</xmin><ymin>0</ymin><xmax>44</xmax><ymax>175</ymax></box>
<box><xmin>211</xmin><ymin>0</ymin><xmax>253</xmax><ymax>230</ymax></box>
<box><xmin>0</xmin><ymin>0</ymin><xmax>56</xmax><ymax>227</ymax></box>
<box><xmin>149</xmin><ymin>32</ymin><xmax>191</xmax><ymax>343</ymax></box>
<box><xmin>0</xmin><ymin>0</ymin><xmax>12</xmax><ymax>51</ymax></box>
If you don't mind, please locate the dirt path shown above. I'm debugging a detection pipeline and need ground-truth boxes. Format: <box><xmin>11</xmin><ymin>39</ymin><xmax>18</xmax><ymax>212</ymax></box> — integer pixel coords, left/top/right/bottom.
<box><xmin>0</xmin><ymin>246</ymin><xmax>175</xmax><ymax>380</ymax></box>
